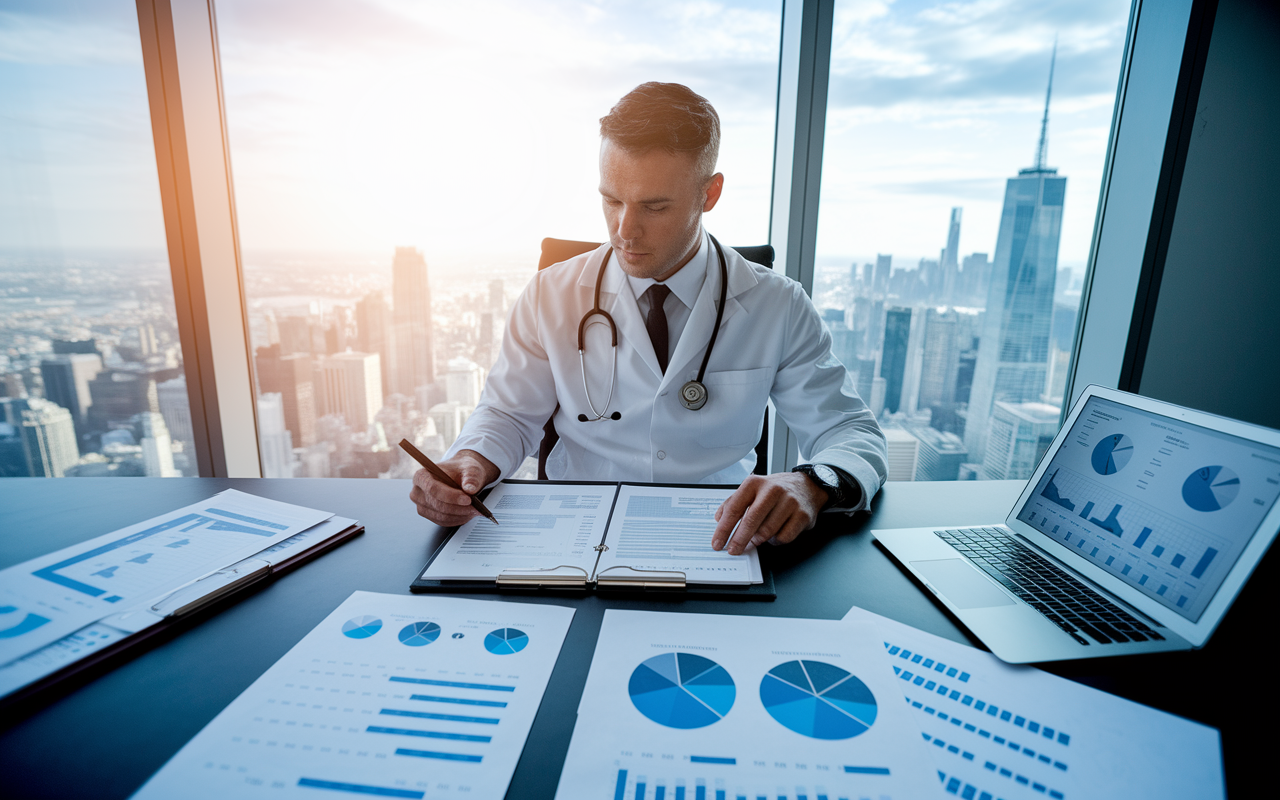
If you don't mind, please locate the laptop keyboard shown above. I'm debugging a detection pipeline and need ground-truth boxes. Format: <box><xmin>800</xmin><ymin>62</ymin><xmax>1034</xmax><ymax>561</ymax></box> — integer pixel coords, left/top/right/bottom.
<box><xmin>935</xmin><ymin>527</ymin><xmax>1165</xmax><ymax>646</ymax></box>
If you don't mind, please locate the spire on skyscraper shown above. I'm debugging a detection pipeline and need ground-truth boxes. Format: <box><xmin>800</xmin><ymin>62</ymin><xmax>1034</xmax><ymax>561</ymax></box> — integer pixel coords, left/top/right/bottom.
<box><xmin>1033</xmin><ymin>40</ymin><xmax>1057</xmax><ymax>172</ymax></box>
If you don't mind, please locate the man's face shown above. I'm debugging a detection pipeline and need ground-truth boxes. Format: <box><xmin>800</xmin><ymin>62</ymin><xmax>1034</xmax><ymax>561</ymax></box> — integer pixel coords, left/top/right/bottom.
<box><xmin>599</xmin><ymin>138</ymin><xmax>723</xmax><ymax>282</ymax></box>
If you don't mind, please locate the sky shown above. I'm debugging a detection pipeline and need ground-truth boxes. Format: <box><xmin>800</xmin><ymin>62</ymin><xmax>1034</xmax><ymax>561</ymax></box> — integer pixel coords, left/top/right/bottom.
<box><xmin>0</xmin><ymin>0</ymin><xmax>1131</xmax><ymax>273</ymax></box>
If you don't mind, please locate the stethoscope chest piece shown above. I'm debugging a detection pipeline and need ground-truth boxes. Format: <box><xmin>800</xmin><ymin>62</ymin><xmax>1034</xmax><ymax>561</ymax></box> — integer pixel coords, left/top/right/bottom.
<box><xmin>679</xmin><ymin>380</ymin><xmax>708</xmax><ymax>410</ymax></box>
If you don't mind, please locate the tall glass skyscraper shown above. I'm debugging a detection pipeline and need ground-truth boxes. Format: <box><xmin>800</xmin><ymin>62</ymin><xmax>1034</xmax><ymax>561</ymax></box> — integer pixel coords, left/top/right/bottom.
<box><xmin>965</xmin><ymin>53</ymin><xmax>1067</xmax><ymax>466</ymax></box>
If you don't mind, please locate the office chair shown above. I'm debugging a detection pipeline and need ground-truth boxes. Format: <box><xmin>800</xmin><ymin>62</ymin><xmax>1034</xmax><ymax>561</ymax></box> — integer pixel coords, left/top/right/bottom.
<box><xmin>535</xmin><ymin>238</ymin><xmax>776</xmax><ymax>480</ymax></box>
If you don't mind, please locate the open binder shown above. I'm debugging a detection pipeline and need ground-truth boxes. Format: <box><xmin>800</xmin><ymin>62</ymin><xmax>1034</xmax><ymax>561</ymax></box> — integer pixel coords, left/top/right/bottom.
<box><xmin>411</xmin><ymin>480</ymin><xmax>776</xmax><ymax>599</ymax></box>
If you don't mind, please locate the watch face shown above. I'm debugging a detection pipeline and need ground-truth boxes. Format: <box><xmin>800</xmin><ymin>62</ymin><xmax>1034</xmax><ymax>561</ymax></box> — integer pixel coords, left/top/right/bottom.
<box><xmin>812</xmin><ymin>464</ymin><xmax>839</xmax><ymax>487</ymax></box>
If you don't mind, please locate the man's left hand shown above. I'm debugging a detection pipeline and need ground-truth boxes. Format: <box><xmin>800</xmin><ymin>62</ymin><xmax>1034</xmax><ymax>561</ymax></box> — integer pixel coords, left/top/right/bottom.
<box><xmin>711</xmin><ymin>473</ymin><xmax>827</xmax><ymax>555</ymax></box>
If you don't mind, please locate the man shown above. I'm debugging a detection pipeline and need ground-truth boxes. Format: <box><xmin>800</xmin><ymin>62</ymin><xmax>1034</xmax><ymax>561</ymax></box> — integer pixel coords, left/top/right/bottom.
<box><xmin>411</xmin><ymin>82</ymin><xmax>886</xmax><ymax>554</ymax></box>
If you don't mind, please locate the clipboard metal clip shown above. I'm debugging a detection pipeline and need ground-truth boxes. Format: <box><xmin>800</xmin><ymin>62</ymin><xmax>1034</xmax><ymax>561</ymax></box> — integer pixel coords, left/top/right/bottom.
<box><xmin>496</xmin><ymin>564</ymin><xmax>590</xmax><ymax>589</ymax></box>
<box><xmin>594</xmin><ymin>565</ymin><xmax>688</xmax><ymax>590</ymax></box>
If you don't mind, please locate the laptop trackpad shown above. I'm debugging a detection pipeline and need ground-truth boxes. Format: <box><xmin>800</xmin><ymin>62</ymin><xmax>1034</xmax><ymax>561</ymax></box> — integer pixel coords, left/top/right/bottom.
<box><xmin>910</xmin><ymin>559</ymin><xmax>1015</xmax><ymax>609</ymax></box>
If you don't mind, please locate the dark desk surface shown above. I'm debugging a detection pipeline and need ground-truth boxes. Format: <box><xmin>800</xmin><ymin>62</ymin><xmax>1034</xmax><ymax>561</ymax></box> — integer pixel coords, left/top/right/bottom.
<box><xmin>0</xmin><ymin>478</ymin><xmax>1266</xmax><ymax>798</ymax></box>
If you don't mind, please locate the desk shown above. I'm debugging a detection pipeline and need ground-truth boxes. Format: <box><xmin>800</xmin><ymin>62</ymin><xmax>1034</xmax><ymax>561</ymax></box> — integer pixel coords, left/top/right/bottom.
<box><xmin>0</xmin><ymin>478</ymin><xmax>1266</xmax><ymax>798</ymax></box>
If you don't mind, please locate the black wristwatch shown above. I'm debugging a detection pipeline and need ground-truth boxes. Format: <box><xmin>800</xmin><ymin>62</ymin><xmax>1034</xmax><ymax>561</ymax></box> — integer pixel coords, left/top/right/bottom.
<box><xmin>792</xmin><ymin>463</ymin><xmax>857</xmax><ymax>511</ymax></box>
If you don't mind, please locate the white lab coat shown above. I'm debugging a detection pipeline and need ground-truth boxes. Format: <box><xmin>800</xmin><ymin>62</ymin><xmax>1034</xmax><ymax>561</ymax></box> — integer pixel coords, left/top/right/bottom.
<box><xmin>447</xmin><ymin>234</ymin><xmax>888</xmax><ymax>508</ymax></box>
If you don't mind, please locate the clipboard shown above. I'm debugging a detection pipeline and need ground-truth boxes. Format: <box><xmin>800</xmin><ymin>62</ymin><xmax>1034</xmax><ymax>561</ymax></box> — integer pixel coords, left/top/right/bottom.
<box><xmin>410</xmin><ymin>480</ymin><xmax>776</xmax><ymax>599</ymax></box>
<box><xmin>0</xmin><ymin>519</ymin><xmax>363</xmax><ymax>712</ymax></box>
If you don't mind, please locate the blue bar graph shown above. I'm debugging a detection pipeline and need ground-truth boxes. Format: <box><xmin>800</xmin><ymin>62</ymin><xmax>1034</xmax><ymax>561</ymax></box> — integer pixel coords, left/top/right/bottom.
<box><xmin>1079</xmin><ymin>501</ymin><xmax>1095</xmax><ymax>520</ymax></box>
<box><xmin>843</xmin><ymin>766</ymin><xmax>890</xmax><ymax>775</ymax></box>
<box><xmin>690</xmin><ymin>756</ymin><xmax>736</xmax><ymax>765</ymax></box>
<box><xmin>366</xmin><ymin>726</ymin><xmax>490</xmax><ymax>742</ymax></box>
<box><xmin>676</xmin><ymin>786</ymin><xmax>686</xmax><ymax>800</ymax></box>
<box><xmin>655</xmin><ymin>786</ymin><xmax>665</xmax><ymax>800</ymax></box>
<box><xmin>696</xmin><ymin>782</ymin><xmax>707</xmax><ymax>800</ymax></box>
<box><xmin>298</xmin><ymin>778</ymin><xmax>423</xmax><ymax>798</ymax></box>
<box><xmin>1134</xmin><ymin>527</ymin><xmax>1151</xmax><ymax>548</ymax></box>
<box><xmin>379</xmin><ymin>709</ymin><xmax>498</xmax><ymax>724</ymax></box>
<box><xmin>615</xmin><ymin>770</ymin><xmax>628</xmax><ymax>800</ymax></box>
<box><xmin>637</xmin><ymin>780</ymin><xmax>647</xmax><ymax>800</ymax></box>
<box><xmin>389</xmin><ymin>677</ymin><xmax>514</xmax><ymax>692</ymax></box>
<box><xmin>1172</xmin><ymin>554</ymin><xmax>1186</xmax><ymax>569</ymax></box>
<box><xmin>409</xmin><ymin>694</ymin><xmax>506</xmax><ymax>707</ymax></box>
<box><xmin>1121</xmin><ymin>564</ymin><xmax>1131</xmax><ymax>575</ymax></box>
<box><xmin>716</xmin><ymin>791</ymin><xmax>726</xmax><ymax>800</ymax></box>
<box><xmin>1152</xmin><ymin>545</ymin><xmax>1165</xmax><ymax>558</ymax></box>
<box><xmin>1192</xmin><ymin>548</ymin><xmax>1219</xmax><ymax>578</ymax></box>
<box><xmin>394</xmin><ymin>748</ymin><xmax>482</xmax><ymax>762</ymax></box>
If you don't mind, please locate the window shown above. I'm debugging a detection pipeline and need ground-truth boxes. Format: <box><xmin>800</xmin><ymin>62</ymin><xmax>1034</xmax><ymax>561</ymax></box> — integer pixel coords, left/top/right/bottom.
<box><xmin>813</xmin><ymin>0</ymin><xmax>1131</xmax><ymax>481</ymax></box>
<box><xmin>214</xmin><ymin>0</ymin><xmax>782</xmax><ymax>478</ymax></box>
<box><xmin>0</xmin><ymin>0</ymin><xmax>195</xmax><ymax>478</ymax></box>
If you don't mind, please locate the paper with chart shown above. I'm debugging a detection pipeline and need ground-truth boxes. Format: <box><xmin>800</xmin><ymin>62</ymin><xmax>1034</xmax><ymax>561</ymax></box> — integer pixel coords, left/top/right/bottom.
<box><xmin>421</xmin><ymin>481</ymin><xmax>613</xmax><ymax>580</ymax></box>
<box><xmin>0</xmin><ymin>490</ymin><xmax>331</xmax><ymax>665</ymax></box>
<box><xmin>0</xmin><ymin>516</ymin><xmax>357</xmax><ymax>700</ymax></box>
<box><xmin>594</xmin><ymin>485</ymin><xmax>761</xmax><ymax>584</ymax></box>
<box><xmin>132</xmin><ymin>592</ymin><xmax>574</xmax><ymax>800</ymax></box>
<box><xmin>555</xmin><ymin>610</ymin><xmax>938</xmax><ymax>800</ymax></box>
<box><xmin>842</xmin><ymin>605</ymin><xmax>1224</xmax><ymax>800</ymax></box>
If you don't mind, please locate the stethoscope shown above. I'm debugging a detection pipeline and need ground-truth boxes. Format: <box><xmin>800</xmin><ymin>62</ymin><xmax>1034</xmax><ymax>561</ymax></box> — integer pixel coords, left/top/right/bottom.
<box><xmin>577</xmin><ymin>234</ymin><xmax>729</xmax><ymax>422</ymax></box>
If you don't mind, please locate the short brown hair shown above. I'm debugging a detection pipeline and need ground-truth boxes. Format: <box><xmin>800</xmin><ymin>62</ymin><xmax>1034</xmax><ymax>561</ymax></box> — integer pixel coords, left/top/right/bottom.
<box><xmin>600</xmin><ymin>82</ymin><xmax>720</xmax><ymax>180</ymax></box>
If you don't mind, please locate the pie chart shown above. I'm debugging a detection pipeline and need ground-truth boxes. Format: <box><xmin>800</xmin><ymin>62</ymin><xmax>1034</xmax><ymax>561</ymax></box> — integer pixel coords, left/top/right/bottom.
<box><xmin>398</xmin><ymin>621</ymin><xmax>441</xmax><ymax>647</ymax></box>
<box><xmin>1091</xmin><ymin>434</ymin><xmax>1134</xmax><ymax>475</ymax></box>
<box><xmin>628</xmin><ymin>652</ymin><xmax>735</xmax><ymax>729</ymax></box>
<box><xmin>341</xmin><ymin>615</ymin><xmax>382</xmax><ymax>639</ymax></box>
<box><xmin>1182</xmin><ymin>466</ymin><xmax>1240</xmax><ymax>512</ymax></box>
<box><xmin>759</xmin><ymin>660</ymin><xmax>877</xmax><ymax>740</ymax></box>
<box><xmin>484</xmin><ymin>628</ymin><xmax>529</xmax><ymax>655</ymax></box>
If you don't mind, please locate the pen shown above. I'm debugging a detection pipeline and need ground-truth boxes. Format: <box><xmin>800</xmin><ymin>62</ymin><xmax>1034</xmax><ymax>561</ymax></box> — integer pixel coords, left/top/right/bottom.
<box><xmin>398</xmin><ymin>438</ymin><xmax>499</xmax><ymax>526</ymax></box>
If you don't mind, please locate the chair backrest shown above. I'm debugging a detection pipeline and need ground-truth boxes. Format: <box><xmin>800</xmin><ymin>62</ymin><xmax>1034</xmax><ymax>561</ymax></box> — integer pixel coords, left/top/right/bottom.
<box><xmin>536</xmin><ymin>238</ymin><xmax>776</xmax><ymax>479</ymax></box>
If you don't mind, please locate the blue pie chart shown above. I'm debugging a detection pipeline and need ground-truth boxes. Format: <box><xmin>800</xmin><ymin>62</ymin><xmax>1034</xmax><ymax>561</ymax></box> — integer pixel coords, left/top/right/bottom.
<box><xmin>484</xmin><ymin>628</ymin><xmax>529</xmax><ymax>655</ymax></box>
<box><xmin>1091</xmin><ymin>434</ymin><xmax>1134</xmax><ymax>475</ymax></box>
<box><xmin>341</xmin><ymin>615</ymin><xmax>382</xmax><ymax>639</ymax></box>
<box><xmin>760</xmin><ymin>660</ymin><xmax>877</xmax><ymax>740</ymax></box>
<box><xmin>1182</xmin><ymin>466</ymin><xmax>1240</xmax><ymax>512</ymax></box>
<box><xmin>628</xmin><ymin>652</ymin><xmax>735</xmax><ymax>729</ymax></box>
<box><xmin>398</xmin><ymin>621</ymin><xmax>441</xmax><ymax>646</ymax></box>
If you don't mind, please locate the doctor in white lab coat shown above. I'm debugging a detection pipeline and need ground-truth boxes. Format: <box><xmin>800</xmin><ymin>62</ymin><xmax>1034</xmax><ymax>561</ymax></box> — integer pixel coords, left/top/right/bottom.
<box><xmin>410</xmin><ymin>82</ymin><xmax>887</xmax><ymax>554</ymax></box>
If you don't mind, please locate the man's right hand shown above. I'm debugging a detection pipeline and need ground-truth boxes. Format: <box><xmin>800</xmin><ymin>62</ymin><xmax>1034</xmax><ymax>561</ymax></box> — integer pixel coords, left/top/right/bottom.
<box><xmin>408</xmin><ymin>449</ymin><xmax>500</xmax><ymax>527</ymax></box>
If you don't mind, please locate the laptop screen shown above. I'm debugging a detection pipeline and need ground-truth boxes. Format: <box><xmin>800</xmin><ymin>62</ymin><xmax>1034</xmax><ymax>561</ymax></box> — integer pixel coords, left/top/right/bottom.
<box><xmin>1015</xmin><ymin>395</ymin><xmax>1280</xmax><ymax>622</ymax></box>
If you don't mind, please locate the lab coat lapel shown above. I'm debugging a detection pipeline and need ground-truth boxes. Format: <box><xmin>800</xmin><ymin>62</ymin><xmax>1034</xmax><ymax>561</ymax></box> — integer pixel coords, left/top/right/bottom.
<box><xmin>663</xmin><ymin>244</ymin><xmax>755</xmax><ymax>388</ymax></box>
<box><xmin>596</xmin><ymin>254</ymin><xmax>664</xmax><ymax>381</ymax></box>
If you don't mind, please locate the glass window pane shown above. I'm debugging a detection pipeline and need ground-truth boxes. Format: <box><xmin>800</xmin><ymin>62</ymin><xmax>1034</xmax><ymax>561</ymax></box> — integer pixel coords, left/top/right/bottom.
<box><xmin>215</xmin><ymin>0</ymin><xmax>782</xmax><ymax>478</ymax></box>
<box><xmin>815</xmin><ymin>1</ymin><xmax>1130</xmax><ymax>481</ymax></box>
<box><xmin>0</xmin><ymin>0</ymin><xmax>196</xmax><ymax>478</ymax></box>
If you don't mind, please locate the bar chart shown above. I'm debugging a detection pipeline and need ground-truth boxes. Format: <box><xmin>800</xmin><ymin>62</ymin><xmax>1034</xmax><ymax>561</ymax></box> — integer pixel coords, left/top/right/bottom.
<box><xmin>131</xmin><ymin>592</ymin><xmax>574</xmax><ymax>800</ymax></box>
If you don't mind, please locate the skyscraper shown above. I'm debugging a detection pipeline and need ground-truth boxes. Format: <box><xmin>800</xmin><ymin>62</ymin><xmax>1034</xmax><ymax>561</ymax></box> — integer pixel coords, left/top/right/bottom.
<box><xmin>940</xmin><ymin>207</ymin><xmax>962</xmax><ymax>302</ymax></box>
<box><xmin>135</xmin><ymin>411</ymin><xmax>178</xmax><ymax>478</ymax></box>
<box><xmin>356</xmin><ymin>290</ymin><xmax>395</xmax><ymax>397</ymax></box>
<box><xmin>965</xmin><ymin>50</ymin><xmax>1066</xmax><ymax>463</ymax></box>
<box><xmin>257</xmin><ymin>393</ymin><xmax>294</xmax><ymax>478</ymax></box>
<box><xmin>19</xmin><ymin>398</ymin><xmax>80</xmax><ymax>477</ymax></box>
<box><xmin>873</xmin><ymin>254</ymin><xmax>892</xmax><ymax>296</ymax></box>
<box><xmin>918</xmin><ymin>308</ymin><xmax>960</xmax><ymax>409</ymax></box>
<box><xmin>256</xmin><ymin>345</ymin><xmax>316</xmax><ymax>449</ymax></box>
<box><xmin>393</xmin><ymin>247</ymin><xmax>435</xmax><ymax>396</ymax></box>
<box><xmin>982</xmin><ymin>401</ymin><xmax>1060</xmax><ymax>480</ymax></box>
<box><xmin>880</xmin><ymin>307</ymin><xmax>912</xmax><ymax>414</ymax></box>
<box><xmin>320</xmin><ymin>352</ymin><xmax>383</xmax><ymax>430</ymax></box>
<box><xmin>39</xmin><ymin>352</ymin><xmax>102</xmax><ymax>431</ymax></box>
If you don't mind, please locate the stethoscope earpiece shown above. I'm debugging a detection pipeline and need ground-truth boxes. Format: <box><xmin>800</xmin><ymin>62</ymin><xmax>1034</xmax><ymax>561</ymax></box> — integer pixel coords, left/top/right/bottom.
<box><xmin>577</xmin><ymin>236</ymin><xmax>728</xmax><ymax>423</ymax></box>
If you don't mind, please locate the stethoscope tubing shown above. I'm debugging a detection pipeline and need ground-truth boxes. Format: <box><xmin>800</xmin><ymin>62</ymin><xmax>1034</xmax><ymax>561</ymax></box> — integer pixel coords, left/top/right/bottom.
<box><xmin>577</xmin><ymin>235</ymin><xmax>729</xmax><ymax>422</ymax></box>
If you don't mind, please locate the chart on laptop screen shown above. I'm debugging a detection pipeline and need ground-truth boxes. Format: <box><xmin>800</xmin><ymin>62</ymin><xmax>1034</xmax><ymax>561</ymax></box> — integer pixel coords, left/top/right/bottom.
<box><xmin>1017</xmin><ymin>397</ymin><xmax>1280</xmax><ymax>622</ymax></box>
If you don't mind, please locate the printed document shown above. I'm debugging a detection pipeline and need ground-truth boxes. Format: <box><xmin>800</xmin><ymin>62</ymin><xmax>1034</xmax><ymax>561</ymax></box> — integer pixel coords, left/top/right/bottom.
<box><xmin>842</xmin><ymin>605</ymin><xmax>1224</xmax><ymax>800</ymax></box>
<box><xmin>132</xmin><ymin>592</ymin><xmax>574</xmax><ymax>800</ymax></box>
<box><xmin>556</xmin><ymin>609</ymin><xmax>939</xmax><ymax>799</ymax></box>
<box><xmin>0</xmin><ymin>490</ymin><xmax>331</xmax><ymax>665</ymax></box>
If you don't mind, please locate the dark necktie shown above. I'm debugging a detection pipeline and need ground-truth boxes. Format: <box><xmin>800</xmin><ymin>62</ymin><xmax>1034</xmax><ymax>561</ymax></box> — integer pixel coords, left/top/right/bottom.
<box><xmin>643</xmin><ymin>284</ymin><xmax>672</xmax><ymax>374</ymax></box>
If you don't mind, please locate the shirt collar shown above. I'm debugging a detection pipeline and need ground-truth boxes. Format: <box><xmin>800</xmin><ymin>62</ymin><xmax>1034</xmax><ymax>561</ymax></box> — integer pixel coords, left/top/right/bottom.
<box><xmin>626</xmin><ymin>231</ymin><xmax>710</xmax><ymax>309</ymax></box>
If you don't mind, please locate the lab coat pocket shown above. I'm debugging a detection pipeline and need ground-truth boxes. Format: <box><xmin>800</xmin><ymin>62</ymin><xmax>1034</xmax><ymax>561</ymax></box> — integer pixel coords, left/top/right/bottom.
<box><xmin>695</xmin><ymin>367</ymin><xmax>773</xmax><ymax>449</ymax></box>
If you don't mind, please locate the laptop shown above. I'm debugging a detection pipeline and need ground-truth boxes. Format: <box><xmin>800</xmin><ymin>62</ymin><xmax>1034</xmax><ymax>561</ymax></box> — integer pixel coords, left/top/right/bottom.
<box><xmin>874</xmin><ymin>385</ymin><xmax>1280</xmax><ymax>663</ymax></box>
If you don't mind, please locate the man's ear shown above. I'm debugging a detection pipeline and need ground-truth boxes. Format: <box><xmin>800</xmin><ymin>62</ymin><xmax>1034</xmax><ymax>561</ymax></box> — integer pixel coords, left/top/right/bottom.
<box><xmin>703</xmin><ymin>173</ymin><xmax>725</xmax><ymax>213</ymax></box>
